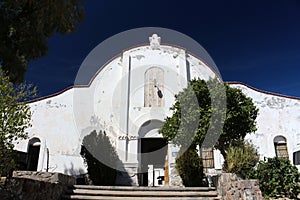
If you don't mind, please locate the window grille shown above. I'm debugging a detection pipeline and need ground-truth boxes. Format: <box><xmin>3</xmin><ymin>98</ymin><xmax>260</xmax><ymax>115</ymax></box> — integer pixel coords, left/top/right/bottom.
<box><xmin>274</xmin><ymin>136</ymin><xmax>289</xmax><ymax>159</ymax></box>
<box><xmin>201</xmin><ymin>147</ymin><xmax>214</xmax><ymax>173</ymax></box>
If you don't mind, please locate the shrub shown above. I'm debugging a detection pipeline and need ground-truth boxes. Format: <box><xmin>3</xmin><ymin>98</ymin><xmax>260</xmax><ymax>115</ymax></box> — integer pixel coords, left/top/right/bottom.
<box><xmin>251</xmin><ymin>157</ymin><xmax>300</xmax><ymax>199</ymax></box>
<box><xmin>80</xmin><ymin>130</ymin><xmax>119</xmax><ymax>185</ymax></box>
<box><xmin>224</xmin><ymin>141</ymin><xmax>259</xmax><ymax>179</ymax></box>
<box><xmin>175</xmin><ymin>147</ymin><xmax>204</xmax><ymax>187</ymax></box>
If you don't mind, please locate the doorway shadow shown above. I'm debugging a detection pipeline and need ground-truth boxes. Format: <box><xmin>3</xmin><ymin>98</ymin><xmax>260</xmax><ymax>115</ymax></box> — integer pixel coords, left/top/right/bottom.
<box><xmin>138</xmin><ymin>138</ymin><xmax>168</xmax><ymax>186</ymax></box>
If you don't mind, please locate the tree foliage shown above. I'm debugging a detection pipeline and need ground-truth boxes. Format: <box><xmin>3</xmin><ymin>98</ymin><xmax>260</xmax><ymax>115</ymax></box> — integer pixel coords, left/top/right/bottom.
<box><xmin>0</xmin><ymin>0</ymin><xmax>84</xmax><ymax>82</ymax></box>
<box><xmin>251</xmin><ymin>157</ymin><xmax>300</xmax><ymax>199</ymax></box>
<box><xmin>80</xmin><ymin>130</ymin><xmax>119</xmax><ymax>186</ymax></box>
<box><xmin>224</xmin><ymin>140</ymin><xmax>259</xmax><ymax>179</ymax></box>
<box><xmin>0</xmin><ymin>69</ymin><xmax>36</xmax><ymax>176</ymax></box>
<box><xmin>159</xmin><ymin>78</ymin><xmax>258</xmax><ymax>160</ymax></box>
<box><xmin>175</xmin><ymin>147</ymin><xmax>204</xmax><ymax>187</ymax></box>
<box><xmin>216</xmin><ymin>83</ymin><xmax>258</xmax><ymax>159</ymax></box>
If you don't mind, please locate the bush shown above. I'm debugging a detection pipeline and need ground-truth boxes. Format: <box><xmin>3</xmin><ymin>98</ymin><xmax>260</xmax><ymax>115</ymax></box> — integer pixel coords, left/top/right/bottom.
<box><xmin>224</xmin><ymin>141</ymin><xmax>259</xmax><ymax>179</ymax></box>
<box><xmin>175</xmin><ymin>147</ymin><xmax>204</xmax><ymax>187</ymax></box>
<box><xmin>80</xmin><ymin>130</ymin><xmax>119</xmax><ymax>185</ymax></box>
<box><xmin>251</xmin><ymin>157</ymin><xmax>300</xmax><ymax>199</ymax></box>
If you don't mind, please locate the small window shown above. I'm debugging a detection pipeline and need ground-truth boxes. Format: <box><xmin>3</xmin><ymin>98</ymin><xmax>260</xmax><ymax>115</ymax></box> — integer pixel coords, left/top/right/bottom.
<box><xmin>293</xmin><ymin>151</ymin><xmax>300</xmax><ymax>165</ymax></box>
<box><xmin>144</xmin><ymin>67</ymin><xmax>164</xmax><ymax>107</ymax></box>
<box><xmin>200</xmin><ymin>147</ymin><xmax>214</xmax><ymax>173</ymax></box>
<box><xmin>273</xmin><ymin>136</ymin><xmax>289</xmax><ymax>159</ymax></box>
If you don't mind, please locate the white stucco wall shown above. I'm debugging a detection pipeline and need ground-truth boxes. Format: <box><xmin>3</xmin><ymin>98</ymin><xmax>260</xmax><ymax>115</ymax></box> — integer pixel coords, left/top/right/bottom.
<box><xmin>229</xmin><ymin>83</ymin><xmax>300</xmax><ymax>171</ymax></box>
<box><xmin>15</xmin><ymin>40</ymin><xmax>218</xmax><ymax>176</ymax></box>
<box><xmin>14</xmin><ymin>36</ymin><xmax>300</xmax><ymax>178</ymax></box>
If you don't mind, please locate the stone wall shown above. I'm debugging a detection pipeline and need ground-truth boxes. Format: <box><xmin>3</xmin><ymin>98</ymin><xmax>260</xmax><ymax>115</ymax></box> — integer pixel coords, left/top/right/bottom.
<box><xmin>217</xmin><ymin>173</ymin><xmax>263</xmax><ymax>200</ymax></box>
<box><xmin>0</xmin><ymin>171</ymin><xmax>75</xmax><ymax>200</ymax></box>
<box><xmin>12</xmin><ymin>171</ymin><xmax>76</xmax><ymax>185</ymax></box>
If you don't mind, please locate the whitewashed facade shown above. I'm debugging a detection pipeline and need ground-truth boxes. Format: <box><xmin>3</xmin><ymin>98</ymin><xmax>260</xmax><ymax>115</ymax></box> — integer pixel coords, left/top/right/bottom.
<box><xmin>14</xmin><ymin>34</ymin><xmax>300</xmax><ymax>186</ymax></box>
<box><xmin>230</xmin><ymin>82</ymin><xmax>300</xmax><ymax>172</ymax></box>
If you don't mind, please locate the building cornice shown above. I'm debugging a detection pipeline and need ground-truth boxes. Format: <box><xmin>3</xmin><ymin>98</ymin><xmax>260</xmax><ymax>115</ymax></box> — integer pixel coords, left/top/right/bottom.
<box><xmin>227</xmin><ymin>81</ymin><xmax>300</xmax><ymax>101</ymax></box>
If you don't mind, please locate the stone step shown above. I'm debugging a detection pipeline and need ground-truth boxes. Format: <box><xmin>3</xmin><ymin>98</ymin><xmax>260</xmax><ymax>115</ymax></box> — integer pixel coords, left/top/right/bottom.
<box><xmin>62</xmin><ymin>185</ymin><xmax>220</xmax><ymax>200</ymax></box>
<box><xmin>66</xmin><ymin>189</ymin><xmax>218</xmax><ymax>197</ymax></box>
<box><xmin>72</xmin><ymin>185</ymin><xmax>216</xmax><ymax>191</ymax></box>
<box><xmin>62</xmin><ymin>195</ymin><xmax>221</xmax><ymax>200</ymax></box>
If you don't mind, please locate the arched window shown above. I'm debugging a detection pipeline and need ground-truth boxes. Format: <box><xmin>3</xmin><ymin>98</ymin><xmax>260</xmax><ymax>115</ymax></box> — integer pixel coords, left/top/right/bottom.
<box><xmin>27</xmin><ymin>138</ymin><xmax>41</xmax><ymax>171</ymax></box>
<box><xmin>144</xmin><ymin>67</ymin><xmax>164</xmax><ymax>107</ymax></box>
<box><xmin>273</xmin><ymin>136</ymin><xmax>288</xmax><ymax>159</ymax></box>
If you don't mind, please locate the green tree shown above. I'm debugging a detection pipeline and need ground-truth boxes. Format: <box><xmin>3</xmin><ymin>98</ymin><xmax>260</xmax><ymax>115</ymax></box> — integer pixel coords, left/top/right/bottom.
<box><xmin>216</xmin><ymin>82</ymin><xmax>258</xmax><ymax>161</ymax></box>
<box><xmin>0</xmin><ymin>69</ymin><xmax>36</xmax><ymax>176</ymax></box>
<box><xmin>0</xmin><ymin>0</ymin><xmax>84</xmax><ymax>83</ymax></box>
<box><xmin>159</xmin><ymin>78</ymin><xmax>258</xmax><ymax>161</ymax></box>
<box><xmin>175</xmin><ymin>147</ymin><xmax>204</xmax><ymax>186</ymax></box>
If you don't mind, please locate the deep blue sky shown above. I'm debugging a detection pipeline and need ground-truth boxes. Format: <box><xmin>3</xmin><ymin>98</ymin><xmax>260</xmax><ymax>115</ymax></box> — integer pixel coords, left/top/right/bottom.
<box><xmin>25</xmin><ymin>0</ymin><xmax>300</xmax><ymax>98</ymax></box>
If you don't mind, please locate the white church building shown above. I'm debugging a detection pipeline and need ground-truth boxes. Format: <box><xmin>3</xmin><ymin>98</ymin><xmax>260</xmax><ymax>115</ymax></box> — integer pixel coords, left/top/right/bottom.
<box><xmin>14</xmin><ymin>28</ymin><xmax>300</xmax><ymax>186</ymax></box>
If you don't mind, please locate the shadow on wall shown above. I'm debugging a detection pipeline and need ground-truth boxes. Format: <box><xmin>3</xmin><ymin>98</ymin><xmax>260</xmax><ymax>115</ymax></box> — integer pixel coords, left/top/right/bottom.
<box><xmin>79</xmin><ymin>130</ymin><xmax>132</xmax><ymax>186</ymax></box>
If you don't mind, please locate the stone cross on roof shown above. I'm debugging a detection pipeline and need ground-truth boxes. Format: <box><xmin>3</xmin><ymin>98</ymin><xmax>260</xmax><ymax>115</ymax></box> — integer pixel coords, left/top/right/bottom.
<box><xmin>149</xmin><ymin>34</ymin><xmax>161</xmax><ymax>49</ymax></box>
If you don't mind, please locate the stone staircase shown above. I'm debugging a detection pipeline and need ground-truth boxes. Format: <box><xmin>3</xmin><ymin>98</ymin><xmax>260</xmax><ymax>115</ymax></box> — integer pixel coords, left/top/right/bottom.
<box><xmin>62</xmin><ymin>185</ymin><xmax>221</xmax><ymax>200</ymax></box>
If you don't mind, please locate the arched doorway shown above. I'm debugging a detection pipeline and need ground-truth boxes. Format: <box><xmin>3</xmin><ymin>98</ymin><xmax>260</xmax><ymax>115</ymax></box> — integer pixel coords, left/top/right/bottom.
<box><xmin>138</xmin><ymin>120</ymin><xmax>168</xmax><ymax>186</ymax></box>
<box><xmin>27</xmin><ymin>138</ymin><xmax>41</xmax><ymax>171</ymax></box>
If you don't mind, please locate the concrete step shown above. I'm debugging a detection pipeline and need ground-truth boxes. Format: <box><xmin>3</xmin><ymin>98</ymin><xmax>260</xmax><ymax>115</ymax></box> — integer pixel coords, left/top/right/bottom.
<box><xmin>66</xmin><ymin>189</ymin><xmax>218</xmax><ymax>197</ymax></box>
<box><xmin>72</xmin><ymin>185</ymin><xmax>216</xmax><ymax>191</ymax></box>
<box><xmin>62</xmin><ymin>185</ymin><xmax>220</xmax><ymax>200</ymax></box>
<box><xmin>62</xmin><ymin>195</ymin><xmax>221</xmax><ymax>200</ymax></box>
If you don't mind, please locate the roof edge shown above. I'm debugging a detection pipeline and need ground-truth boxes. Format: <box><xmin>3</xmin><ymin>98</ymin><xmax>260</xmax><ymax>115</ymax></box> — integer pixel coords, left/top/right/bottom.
<box><xmin>28</xmin><ymin>81</ymin><xmax>300</xmax><ymax>104</ymax></box>
<box><xmin>27</xmin><ymin>86</ymin><xmax>75</xmax><ymax>103</ymax></box>
<box><xmin>227</xmin><ymin>81</ymin><xmax>300</xmax><ymax>100</ymax></box>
